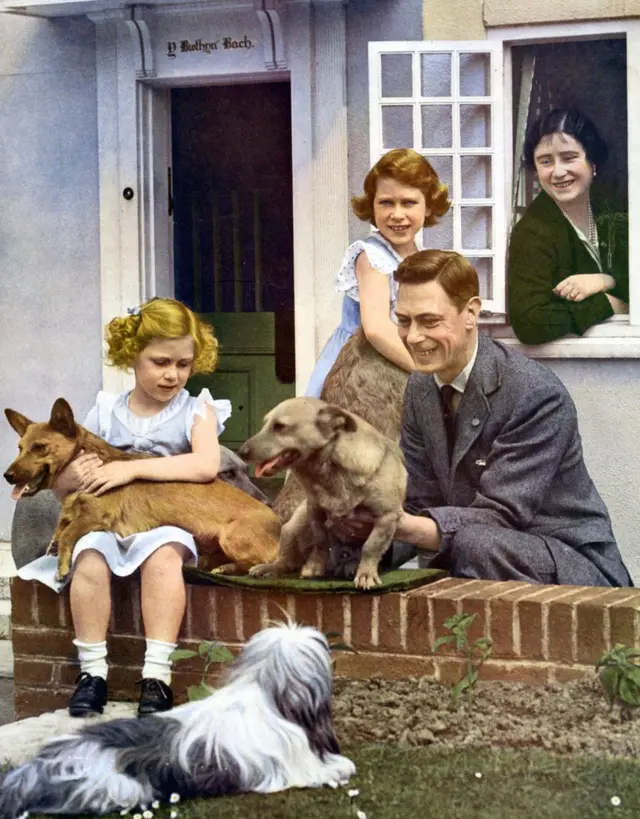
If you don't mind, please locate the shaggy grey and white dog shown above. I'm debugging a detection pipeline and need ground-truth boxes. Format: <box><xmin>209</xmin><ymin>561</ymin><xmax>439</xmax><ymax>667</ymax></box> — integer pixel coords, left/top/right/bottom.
<box><xmin>0</xmin><ymin>623</ymin><xmax>355</xmax><ymax>817</ymax></box>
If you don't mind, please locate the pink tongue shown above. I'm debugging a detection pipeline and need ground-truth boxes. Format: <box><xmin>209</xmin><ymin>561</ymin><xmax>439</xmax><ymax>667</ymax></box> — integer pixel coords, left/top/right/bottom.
<box><xmin>11</xmin><ymin>484</ymin><xmax>28</xmax><ymax>501</ymax></box>
<box><xmin>254</xmin><ymin>456</ymin><xmax>283</xmax><ymax>479</ymax></box>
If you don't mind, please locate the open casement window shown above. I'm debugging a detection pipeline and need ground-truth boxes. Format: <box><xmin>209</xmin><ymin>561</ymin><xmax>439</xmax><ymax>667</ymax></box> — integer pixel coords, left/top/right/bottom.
<box><xmin>368</xmin><ymin>41</ymin><xmax>507</xmax><ymax>320</ymax></box>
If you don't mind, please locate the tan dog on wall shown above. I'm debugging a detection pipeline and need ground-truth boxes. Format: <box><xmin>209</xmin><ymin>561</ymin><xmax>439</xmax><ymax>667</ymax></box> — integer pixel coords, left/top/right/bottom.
<box><xmin>238</xmin><ymin>397</ymin><xmax>407</xmax><ymax>590</ymax></box>
<box><xmin>4</xmin><ymin>398</ymin><xmax>280</xmax><ymax>581</ymax></box>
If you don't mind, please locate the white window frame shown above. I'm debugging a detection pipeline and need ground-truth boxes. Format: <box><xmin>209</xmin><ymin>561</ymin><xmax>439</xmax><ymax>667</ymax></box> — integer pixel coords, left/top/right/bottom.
<box><xmin>368</xmin><ymin>40</ymin><xmax>506</xmax><ymax>317</ymax></box>
<box><xmin>371</xmin><ymin>22</ymin><xmax>640</xmax><ymax>358</ymax></box>
<box><xmin>486</xmin><ymin>19</ymin><xmax>640</xmax><ymax>358</ymax></box>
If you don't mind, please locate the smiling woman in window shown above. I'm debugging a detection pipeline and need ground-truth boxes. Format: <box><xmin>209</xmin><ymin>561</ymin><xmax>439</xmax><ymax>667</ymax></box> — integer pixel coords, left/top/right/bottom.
<box><xmin>507</xmin><ymin>108</ymin><xmax>629</xmax><ymax>345</ymax></box>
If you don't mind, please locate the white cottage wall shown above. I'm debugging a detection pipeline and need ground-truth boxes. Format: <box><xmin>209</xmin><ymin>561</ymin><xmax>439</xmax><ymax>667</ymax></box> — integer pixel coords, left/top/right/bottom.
<box><xmin>0</xmin><ymin>14</ymin><xmax>101</xmax><ymax>540</ymax></box>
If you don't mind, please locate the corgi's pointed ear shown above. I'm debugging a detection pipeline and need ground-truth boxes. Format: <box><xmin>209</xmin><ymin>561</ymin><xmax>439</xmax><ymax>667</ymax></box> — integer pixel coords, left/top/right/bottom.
<box><xmin>315</xmin><ymin>404</ymin><xmax>357</xmax><ymax>438</ymax></box>
<box><xmin>4</xmin><ymin>408</ymin><xmax>33</xmax><ymax>437</ymax></box>
<box><xmin>49</xmin><ymin>398</ymin><xmax>77</xmax><ymax>438</ymax></box>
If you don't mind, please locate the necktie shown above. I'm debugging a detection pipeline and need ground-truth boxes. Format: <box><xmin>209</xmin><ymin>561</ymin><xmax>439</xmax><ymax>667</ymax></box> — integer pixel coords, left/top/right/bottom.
<box><xmin>440</xmin><ymin>385</ymin><xmax>457</xmax><ymax>459</ymax></box>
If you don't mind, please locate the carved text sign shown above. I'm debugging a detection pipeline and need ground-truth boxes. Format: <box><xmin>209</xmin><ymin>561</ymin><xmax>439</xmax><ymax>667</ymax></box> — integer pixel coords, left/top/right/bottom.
<box><xmin>167</xmin><ymin>36</ymin><xmax>255</xmax><ymax>58</ymax></box>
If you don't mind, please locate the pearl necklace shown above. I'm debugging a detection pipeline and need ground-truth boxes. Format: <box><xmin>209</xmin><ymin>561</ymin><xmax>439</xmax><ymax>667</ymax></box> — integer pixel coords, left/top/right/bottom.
<box><xmin>561</xmin><ymin>201</ymin><xmax>597</xmax><ymax>247</ymax></box>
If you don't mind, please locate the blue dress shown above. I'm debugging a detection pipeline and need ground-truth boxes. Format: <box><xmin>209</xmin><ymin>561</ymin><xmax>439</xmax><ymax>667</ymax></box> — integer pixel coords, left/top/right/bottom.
<box><xmin>305</xmin><ymin>232</ymin><xmax>411</xmax><ymax>398</ymax></box>
<box><xmin>17</xmin><ymin>387</ymin><xmax>231</xmax><ymax>592</ymax></box>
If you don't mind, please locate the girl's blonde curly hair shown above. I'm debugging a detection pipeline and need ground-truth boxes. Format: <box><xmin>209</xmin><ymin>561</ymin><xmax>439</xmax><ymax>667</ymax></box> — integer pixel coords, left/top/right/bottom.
<box><xmin>105</xmin><ymin>298</ymin><xmax>219</xmax><ymax>374</ymax></box>
<box><xmin>351</xmin><ymin>148</ymin><xmax>450</xmax><ymax>227</ymax></box>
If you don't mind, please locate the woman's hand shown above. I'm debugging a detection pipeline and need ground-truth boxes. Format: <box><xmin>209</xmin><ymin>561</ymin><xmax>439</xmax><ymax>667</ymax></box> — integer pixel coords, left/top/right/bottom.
<box><xmin>83</xmin><ymin>461</ymin><xmax>139</xmax><ymax>497</ymax></box>
<box><xmin>54</xmin><ymin>451</ymin><xmax>104</xmax><ymax>498</ymax></box>
<box><xmin>553</xmin><ymin>273</ymin><xmax>614</xmax><ymax>302</ymax></box>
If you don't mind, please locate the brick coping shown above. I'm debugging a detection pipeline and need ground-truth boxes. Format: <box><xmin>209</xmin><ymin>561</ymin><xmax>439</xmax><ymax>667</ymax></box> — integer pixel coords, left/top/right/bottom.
<box><xmin>9</xmin><ymin>576</ymin><xmax>640</xmax><ymax>719</ymax></box>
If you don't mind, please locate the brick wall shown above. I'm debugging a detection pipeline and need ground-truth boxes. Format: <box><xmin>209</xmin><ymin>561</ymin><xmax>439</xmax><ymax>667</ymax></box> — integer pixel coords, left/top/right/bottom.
<box><xmin>11</xmin><ymin>576</ymin><xmax>640</xmax><ymax>719</ymax></box>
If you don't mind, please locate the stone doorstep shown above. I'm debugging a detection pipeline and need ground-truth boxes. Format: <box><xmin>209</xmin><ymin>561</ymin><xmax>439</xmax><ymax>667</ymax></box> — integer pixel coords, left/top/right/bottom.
<box><xmin>0</xmin><ymin>702</ymin><xmax>137</xmax><ymax>767</ymax></box>
<box><xmin>0</xmin><ymin>600</ymin><xmax>10</xmax><ymax>640</ymax></box>
<box><xmin>0</xmin><ymin>640</ymin><xmax>14</xmax><ymax>678</ymax></box>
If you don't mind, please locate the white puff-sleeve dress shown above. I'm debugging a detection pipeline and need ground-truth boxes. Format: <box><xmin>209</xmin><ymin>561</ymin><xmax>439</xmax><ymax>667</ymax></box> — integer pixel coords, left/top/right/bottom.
<box><xmin>17</xmin><ymin>388</ymin><xmax>232</xmax><ymax>593</ymax></box>
<box><xmin>304</xmin><ymin>231</ymin><xmax>416</xmax><ymax>398</ymax></box>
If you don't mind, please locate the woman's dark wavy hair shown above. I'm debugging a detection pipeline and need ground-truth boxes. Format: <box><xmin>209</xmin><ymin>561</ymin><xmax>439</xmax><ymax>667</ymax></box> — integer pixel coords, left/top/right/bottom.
<box><xmin>523</xmin><ymin>108</ymin><xmax>609</xmax><ymax>170</ymax></box>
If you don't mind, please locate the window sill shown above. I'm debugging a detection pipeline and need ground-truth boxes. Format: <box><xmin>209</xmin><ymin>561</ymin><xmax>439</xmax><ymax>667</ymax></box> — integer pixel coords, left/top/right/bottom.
<box><xmin>483</xmin><ymin>317</ymin><xmax>640</xmax><ymax>358</ymax></box>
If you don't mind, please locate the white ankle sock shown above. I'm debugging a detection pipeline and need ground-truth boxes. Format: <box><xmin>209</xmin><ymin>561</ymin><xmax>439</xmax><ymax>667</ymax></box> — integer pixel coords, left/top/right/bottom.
<box><xmin>142</xmin><ymin>638</ymin><xmax>177</xmax><ymax>685</ymax></box>
<box><xmin>73</xmin><ymin>639</ymin><xmax>108</xmax><ymax>680</ymax></box>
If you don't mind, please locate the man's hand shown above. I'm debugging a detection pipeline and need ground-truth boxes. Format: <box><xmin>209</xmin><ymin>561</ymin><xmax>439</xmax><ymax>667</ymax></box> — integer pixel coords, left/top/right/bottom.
<box><xmin>327</xmin><ymin>509</ymin><xmax>375</xmax><ymax>543</ymax></box>
<box><xmin>83</xmin><ymin>461</ymin><xmax>139</xmax><ymax>497</ymax></box>
<box><xmin>54</xmin><ymin>451</ymin><xmax>104</xmax><ymax>499</ymax></box>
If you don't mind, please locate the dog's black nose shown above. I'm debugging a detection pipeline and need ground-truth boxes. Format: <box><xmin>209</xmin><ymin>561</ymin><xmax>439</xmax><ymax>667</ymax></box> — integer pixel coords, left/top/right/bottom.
<box><xmin>3</xmin><ymin>470</ymin><xmax>16</xmax><ymax>485</ymax></box>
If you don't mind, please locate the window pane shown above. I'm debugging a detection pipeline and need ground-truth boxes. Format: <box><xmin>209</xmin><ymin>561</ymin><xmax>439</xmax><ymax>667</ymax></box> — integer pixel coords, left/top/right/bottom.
<box><xmin>425</xmin><ymin>155</ymin><xmax>453</xmax><ymax>194</ymax></box>
<box><xmin>468</xmin><ymin>257</ymin><xmax>493</xmax><ymax>300</ymax></box>
<box><xmin>382</xmin><ymin>106</ymin><xmax>413</xmax><ymax>149</ymax></box>
<box><xmin>460</xmin><ymin>105</ymin><xmax>491</xmax><ymax>148</ymax></box>
<box><xmin>421</xmin><ymin>105</ymin><xmax>452</xmax><ymax>149</ymax></box>
<box><xmin>461</xmin><ymin>206</ymin><xmax>492</xmax><ymax>250</ymax></box>
<box><xmin>459</xmin><ymin>53</ymin><xmax>490</xmax><ymax>97</ymax></box>
<box><xmin>421</xmin><ymin>52</ymin><xmax>452</xmax><ymax>97</ymax></box>
<box><xmin>461</xmin><ymin>155</ymin><xmax>492</xmax><ymax>199</ymax></box>
<box><xmin>423</xmin><ymin>209</ymin><xmax>453</xmax><ymax>249</ymax></box>
<box><xmin>381</xmin><ymin>53</ymin><xmax>413</xmax><ymax>98</ymax></box>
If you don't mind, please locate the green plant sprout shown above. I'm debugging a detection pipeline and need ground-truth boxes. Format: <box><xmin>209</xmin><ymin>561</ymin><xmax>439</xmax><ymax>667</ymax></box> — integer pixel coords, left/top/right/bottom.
<box><xmin>595</xmin><ymin>643</ymin><xmax>640</xmax><ymax>720</ymax></box>
<box><xmin>170</xmin><ymin>630</ymin><xmax>356</xmax><ymax>702</ymax></box>
<box><xmin>432</xmin><ymin>612</ymin><xmax>493</xmax><ymax>709</ymax></box>
<box><xmin>169</xmin><ymin>640</ymin><xmax>235</xmax><ymax>702</ymax></box>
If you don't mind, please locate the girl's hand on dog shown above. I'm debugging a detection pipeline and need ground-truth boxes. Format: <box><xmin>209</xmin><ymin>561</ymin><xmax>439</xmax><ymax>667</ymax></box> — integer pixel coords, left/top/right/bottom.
<box><xmin>54</xmin><ymin>451</ymin><xmax>104</xmax><ymax>498</ymax></box>
<box><xmin>84</xmin><ymin>461</ymin><xmax>139</xmax><ymax>496</ymax></box>
<box><xmin>328</xmin><ymin>509</ymin><xmax>375</xmax><ymax>542</ymax></box>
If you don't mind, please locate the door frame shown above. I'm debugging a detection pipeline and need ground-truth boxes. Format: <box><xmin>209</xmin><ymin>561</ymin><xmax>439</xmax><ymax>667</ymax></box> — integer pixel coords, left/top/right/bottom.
<box><xmin>90</xmin><ymin>0</ymin><xmax>349</xmax><ymax>395</ymax></box>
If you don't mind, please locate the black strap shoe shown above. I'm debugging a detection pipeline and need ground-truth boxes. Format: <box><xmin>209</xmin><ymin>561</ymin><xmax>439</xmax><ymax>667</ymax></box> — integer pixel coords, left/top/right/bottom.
<box><xmin>137</xmin><ymin>678</ymin><xmax>174</xmax><ymax>717</ymax></box>
<box><xmin>68</xmin><ymin>672</ymin><xmax>108</xmax><ymax>717</ymax></box>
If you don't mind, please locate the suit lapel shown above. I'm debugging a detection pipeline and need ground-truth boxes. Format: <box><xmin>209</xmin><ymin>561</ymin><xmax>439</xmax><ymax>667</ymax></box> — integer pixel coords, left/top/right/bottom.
<box><xmin>450</xmin><ymin>334</ymin><xmax>501</xmax><ymax>481</ymax></box>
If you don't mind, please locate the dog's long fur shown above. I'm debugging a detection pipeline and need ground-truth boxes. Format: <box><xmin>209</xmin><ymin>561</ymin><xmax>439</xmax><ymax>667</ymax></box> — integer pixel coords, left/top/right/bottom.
<box><xmin>239</xmin><ymin>397</ymin><xmax>407</xmax><ymax>589</ymax></box>
<box><xmin>3</xmin><ymin>398</ymin><xmax>280</xmax><ymax>580</ymax></box>
<box><xmin>0</xmin><ymin>622</ymin><xmax>356</xmax><ymax>817</ymax></box>
<box><xmin>273</xmin><ymin>329</ymin><xmax>409</xmax><ymax>524</ymax></box>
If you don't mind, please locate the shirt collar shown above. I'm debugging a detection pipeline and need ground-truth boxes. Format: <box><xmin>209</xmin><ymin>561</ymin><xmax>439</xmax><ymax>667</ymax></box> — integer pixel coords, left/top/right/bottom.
<box><xmin>434</xmin><ymin>335</ymin><xmax>479</xmax><ymax>394</ymax></box>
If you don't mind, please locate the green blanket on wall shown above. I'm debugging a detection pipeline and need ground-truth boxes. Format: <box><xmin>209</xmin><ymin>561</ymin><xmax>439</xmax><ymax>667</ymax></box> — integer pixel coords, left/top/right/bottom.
<box><xmin>183</xmin><ymin>566</ymin><xmax>448</xmax><ymax>594</ymax></box>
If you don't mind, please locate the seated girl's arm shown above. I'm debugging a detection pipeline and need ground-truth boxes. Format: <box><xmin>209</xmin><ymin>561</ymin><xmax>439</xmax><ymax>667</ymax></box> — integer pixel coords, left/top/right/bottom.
<box><xmin>356</xmin><ymin>253</ymin><xmax>415</xmax><ymax>372</ymax></box>
<box><xmin>84</xmin><ymin>405</ymin><xmax>220</xmax><ymax>496</ymax></box>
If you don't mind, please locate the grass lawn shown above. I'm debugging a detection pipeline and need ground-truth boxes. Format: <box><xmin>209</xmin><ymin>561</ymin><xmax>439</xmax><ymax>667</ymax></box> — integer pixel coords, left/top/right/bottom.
<box><xmin>4</xmin><ymin>744</ymin><xmax>640</xmax><ymax>819</ymax></box>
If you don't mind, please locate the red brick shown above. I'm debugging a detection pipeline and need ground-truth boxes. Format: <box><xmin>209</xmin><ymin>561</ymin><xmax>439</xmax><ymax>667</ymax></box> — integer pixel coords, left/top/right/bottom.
<box><xmin>240</xmin><ymin>590</ymin><xmax>264</xmax><ymax>638</ymax></box>
<box><xmin>488</xmin><ymin>598</ymin><xmax>517</xmax><ymax>658</ymax></box>
<box><xmin>576</xmin><ymin>589</ymin><xmax>632</xmax><ymax>664</ymax></box>
<box><xmin>421</xmin><ymin>577</ymin><xmax>478</xmax><ymax>596</ymax></box>
<box><xmin>321</xmin><ymin>595</ymin><xmax>346</xmax><ymax>641</ymax></box>
<box><xmin>108</xmin><ymin>634</ymin><xmax>145</xmax><ymax>665</ymax></box>
<box><xmin>265</xmin><ymin>592</ymin><xmax>292</xmax><ymax>627</ymax></box>
<box><xmin>431</xmin><ymin>596</ymin><xmax>458</xmax><ymax>648</ymax></box>
<box><xmin>434</xmin><ymin>657</ymin><xmax>467</xmax><ymax>684</ymax></box>
<box><xmin>59</xmin><ymin>661</ymin><xmax>85</xmax><ymax>686</ymax></box>
<box><xmin>108</xmin><ymin>664</ymin><xmax>144</xmax><ymax>700</ymax></box>
<box><xmin>406</xmin><ymin>590</ymin><xmax>432</xmax><ymax>656</ymax></box>
<box><xmin>477</xmin><ymin>660</ymin><xmax>550</xmax><ymax>686</ymax></box>
<box><xmin>454</xmin><ymin>583</ymin><xmax>505</xmax><ymax>648</ymax></box>
<box><xmin>291</xmin><ymin>594</ymin><xmax>322</xmax><ymax>630</ymax></box>
<box><xmin>546</xmin><ymin>587</ymin><xmax>612</xmax><ymax>664</ymax></box>
<box><xmin>553</xmin><ymin>665</ymin><xmax>592</xmax><ymax>684</ymax></box>
<box><xmin>334</xmin><ymin>651</ymin><xmax>435</xmax><ymax>680</ymax></box>
<box><xmin>609</xmin><ymin>601</ymin><xmax>639</xmax><ymax>648</ymax></box>
<box><xmin>15</xmin><ymin>688</ymin><xmax>69</xmax><ymax>720</ymax></box>
<box><xmin>12</xmin><ymin>627</ymin><xmax>74</xmax><ymax>660</ymax></box>
<box><xmin>378</xmin><ymin>594</ymin><xmax>403</xmax><ymax>652</ymax></box>
<box><xmin>187</xmin><ymin>585</ymin><xmax>216</xmax><ymax>640</ymax></box>
<box><xmin>350</xmin><ymin>595</ymin><xmax>375</xmax><ymax>651</ymax></box>
<box><xmin>111</xmin><ymin>575</ymin><xmax>142</xmax><ymax>635</ymax></box>
<box><xmin>518</xmin><ymin>586</ymin><xmax>574</xmax><ymax>661</ymax></box>
<box><xmin>213</xmin><ymin>587</ymin><xmax>241</xmax><ymax>642</ymax></box>
<box><xmin>35</xmin><ymin>584</ymin><xmax>64</xmax><ymax>628</ymax></box>
<box><xmin>11</xmin><ymin>579</ymin><xmax>37</xmax><ymax>627</ymax></box>
<box><xmin>13</xmin><ymin>658</ymin><xmax>56</xmax><ymax>686</ymax></box>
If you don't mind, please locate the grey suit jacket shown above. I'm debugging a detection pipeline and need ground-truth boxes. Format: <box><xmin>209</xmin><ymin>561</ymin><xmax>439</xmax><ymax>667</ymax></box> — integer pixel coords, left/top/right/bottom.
<box><xmin>401</xmin><ymin>333</ymin><xmax>632</xmax><ymax>586</ymax></box>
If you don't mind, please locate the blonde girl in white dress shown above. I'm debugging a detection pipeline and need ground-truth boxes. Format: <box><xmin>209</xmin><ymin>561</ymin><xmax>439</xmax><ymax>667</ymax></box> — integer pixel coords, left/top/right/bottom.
<box><xmin>19</xmin><ymin>298</ymin><xmax>231</xmax><ymax>718</ymax></box>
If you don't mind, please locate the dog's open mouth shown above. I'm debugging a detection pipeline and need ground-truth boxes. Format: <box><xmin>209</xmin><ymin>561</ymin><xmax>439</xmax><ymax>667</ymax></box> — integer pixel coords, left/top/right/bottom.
<box><xmin>254</xmin><ymin>450</ymin><xmax>299</xmax><ymax>478</ymax></box>
<box><xmin>10</xmin><ymin>468</ymin><xmax>49</xmax><ymax>501</ymax></box>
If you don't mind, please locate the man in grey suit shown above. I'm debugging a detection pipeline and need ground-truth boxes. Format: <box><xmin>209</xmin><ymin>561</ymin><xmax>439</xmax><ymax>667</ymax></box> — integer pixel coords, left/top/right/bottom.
<box><xmin>337</xmin><ymin>249</ymin><xmax>632</xmax><ymax>586</ymax></box>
